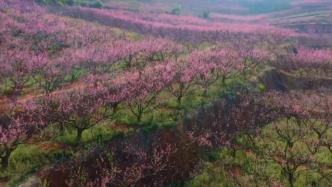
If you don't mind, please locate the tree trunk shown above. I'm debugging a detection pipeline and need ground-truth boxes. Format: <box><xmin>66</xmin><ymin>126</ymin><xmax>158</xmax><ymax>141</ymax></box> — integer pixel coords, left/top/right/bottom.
<box><xmin>137</xmin><ymin>112</ymin><xmax>142</xmax><ymax>123</ymax></box>
<box><xmin>0</xmin><ymin>149</ymin><xmax>12</xmax><ymax>170</ymax></box>
<box><xmin>112</xmin><ymin>103</ymin><xmax>119</xmax><ymax>115</ymax></box>
<box><xmin>221</xmin><ymin>75</ymin><xmax>226</xmax><ymax>86</ymax></box>
<box><xmin>202</xmin><ymin>87</ymin><xmax>208</xmax><ymax>97</ymax></box>
<box><xmin>177</xmin><ymin>95</ymin><xmax>182</xmax><ymax>107</ymax></box>
<box><xmin>59</xmin><ymin>123</ymin><xmax>65</xmax><ymax>135</ymax></box>
<box><xmin>76</xmin><ymin>128</ymin><xmax>84</xmax><ymax>143</ymax></box>
<box><xmin>287</xmin><ymin>170</ymin><xmax>294</xmax><ymax>187</ymax></box>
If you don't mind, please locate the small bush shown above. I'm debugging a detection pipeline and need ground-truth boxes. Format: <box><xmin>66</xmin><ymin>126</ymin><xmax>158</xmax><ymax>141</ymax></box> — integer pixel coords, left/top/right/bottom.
<box><xmin>201</xmin><ymin>11</ymin><xmax>210</xmax><ymax>19</ymax></box>
<box><xmin>88</xmin><ymin>1</ymin><xmax>103</xmax><ymax>8</ymax></box>
<box><xmin>170</xmin><ymin>4</ymin><xmax>182</xmax><ymax>15</ymax></box>
<box><xmin>7</xmin><ymin>144</ymin><xmax>71</xmax><ymax>186</ymax></box>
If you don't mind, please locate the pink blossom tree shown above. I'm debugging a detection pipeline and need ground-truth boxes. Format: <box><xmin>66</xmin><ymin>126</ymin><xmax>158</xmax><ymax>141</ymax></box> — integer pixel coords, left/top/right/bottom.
<box><xmin>167</xmin><ymin>60</ymin><xmax>194</xmax><ymax>107</ymax></box>
<box><xmin>0</xmin><ymin>100</ymin><xmax>46</xmax><ymax>169</ymax></box>
<box><xmin>0</xmin><ymin>48</ymin><xmax>43</xmax><ymax>100</ymax></box>
<box><xmin>112</xmin><ymin>61</ymin><xmax>175</xmax><ymax>122</ymax></box>
<box><xmin>186</xmin><ymin>48</ymin><xmax>247</xmax><ymax>96</ymax></box>
<box><xmin>45</xmin><ymin>89</ymin><xmax>106</xmax><ymax>143</ymax></box>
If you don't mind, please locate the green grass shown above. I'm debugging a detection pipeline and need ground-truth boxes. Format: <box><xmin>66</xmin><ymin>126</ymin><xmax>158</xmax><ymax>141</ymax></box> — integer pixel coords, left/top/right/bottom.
<box><xmin>55</xmin><ymin>121</ymin><xmax>128</xmax><ymax>145</ymax></box>
<box><xmin>6</xmin><ymin>144</ymin><xmax>71</xmax><ymax>187</ymax></box>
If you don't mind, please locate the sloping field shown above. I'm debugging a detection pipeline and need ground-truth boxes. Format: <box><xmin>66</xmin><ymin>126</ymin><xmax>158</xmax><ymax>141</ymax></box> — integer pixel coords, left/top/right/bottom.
<box><xmin>0</xmin><ymin>1</ymin><xmax>331</xmax><ymax>187</ymax></box>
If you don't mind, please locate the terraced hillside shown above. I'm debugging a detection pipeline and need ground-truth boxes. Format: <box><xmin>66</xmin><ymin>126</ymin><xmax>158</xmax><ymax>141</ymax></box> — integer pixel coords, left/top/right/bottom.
<box><xmin>0</xmin><ymin>0</ymin><xmax>331</xmax><ymax>187</ymax></box>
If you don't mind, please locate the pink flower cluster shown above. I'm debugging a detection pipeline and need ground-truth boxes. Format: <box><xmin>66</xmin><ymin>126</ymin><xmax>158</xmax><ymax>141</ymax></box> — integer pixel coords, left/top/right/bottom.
<box><xmin>291</xmin><ymin>48</ymin><xmax>332</xmax><ymax>66</ymax></box>
<box><xmin>0</xmin><ymin>100</ymin><xmax>46</xmax><ymax>145</ymax></box>
<box><xmin>264</xmin><ymin>91</ymin><xmax>332</xmax><ymax>118</ymax></box>
<box><xmin>0</xmin><ymin>2</ymin><xmax>183</xmax><ymax>96</ymax></box>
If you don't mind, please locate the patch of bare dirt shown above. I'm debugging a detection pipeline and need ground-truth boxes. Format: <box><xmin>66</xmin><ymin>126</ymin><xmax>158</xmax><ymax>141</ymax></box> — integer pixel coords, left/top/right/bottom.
<box><xmin>36</xmin><ymin>141</ymin><xmax>70</xmax><ymax>151</ymax></box>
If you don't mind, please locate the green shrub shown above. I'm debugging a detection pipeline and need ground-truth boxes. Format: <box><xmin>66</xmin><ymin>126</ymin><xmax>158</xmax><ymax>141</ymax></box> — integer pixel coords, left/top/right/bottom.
<box><xmin>88</xmin><ymin>1</ymin><xmax>103</xmax><ymax>8</ymax></box>
<box><xmin>7</xmin><ymin>144</ymin><xmax>71</xmax><ymax>186</ymax></box>
<box><xmin>170</xmin><ymin>4</ymin><xmax>182</xmax><ymax>15</ymax></box>
<box><xmin>201</xmin><ymin>11</ymin><xmax>210</xmax><ymax>19</ymax></box>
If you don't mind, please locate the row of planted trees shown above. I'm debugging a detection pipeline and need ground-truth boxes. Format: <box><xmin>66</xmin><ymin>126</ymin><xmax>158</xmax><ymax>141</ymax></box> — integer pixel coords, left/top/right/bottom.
<box><xmin>0</xmin><ymin>1</ymin><xmax>184</xmax><ymax>99</ymax></box>
<box><xmin>66</xmin><ymin>4</ymin><xmax>299</xmax><ymax>44</ymax></box>
<box><xmin>0</xmin><ymin>43</ymin><xmax>269</xmax><ymax>171</ymax></box>
<box><xmin>36</xmin><ymin>89</ymin><xmax>332</xmax><ymax>186</ymax></box>
<box><xmin>1</xmin><ymin>42</ymin><xmax>330</xmax><ymax>181</ymax></box>
<box><xmin>0</xmin><ymin>2</ymin><xmax>244</xmax><ymax>173</ymax></box>
<box><xmin>1</xmin><ymin>1</ymin><xmax>332</xmax><ymax>185</ymax></box>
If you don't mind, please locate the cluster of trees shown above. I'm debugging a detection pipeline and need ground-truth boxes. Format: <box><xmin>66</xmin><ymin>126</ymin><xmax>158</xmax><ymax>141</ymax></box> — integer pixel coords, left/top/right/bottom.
<box><xmin>272</xmin><ymin>47</ymin><xmax>332</xmax><ymax>79</ymax></box>
<box><xmin>59</xmin><ymin>130</ymin><xmax>196</xmax><ymax>187</ymax></box>
<box><xmin>0</xmin><ymin>1</ymin><xmax>331</xmax><ymax>186</ymax></box>
<box><xmin>185</xmin><ymin>56</ymin><xmax>332</xmax><ymax>186</ymax></box>
<box><xmin>209</xmin><ymin>91</ymin><xmax>332</xmax><ymax>187</ymax></box>
<box><xmin>38</xmin><ymin>90</ymin><xmax>332</xmax><ymax>186</ymax></box>
<box><xmin>0</xmin><ymin>4</ymin><xmax>182</xmax><ymax>98</ymax></box>
<box><xmin>36</xmin><ymin>0</ymin><xmax>103</xmax><ymax>8</ymax></box>
<box><xmin>60</xmin><ymin>5</ymin><xmax>298</xmax><ymax>43</ymax></box>
<box><xmin>0</xmin><ymin>2</ymin><xmax>271</xmax><ymax>175</ymax></box>
<box><xmin>0</xmin><ymin>44</ymin><xmax>266</xmax><ymax>170</ymax></box>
